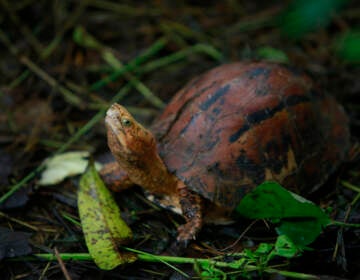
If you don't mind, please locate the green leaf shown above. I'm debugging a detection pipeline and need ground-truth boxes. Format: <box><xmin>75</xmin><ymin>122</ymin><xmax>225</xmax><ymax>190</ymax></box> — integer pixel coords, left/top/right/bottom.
<box><xmin>279</xmin><ymin>0</ymin><xmax>346</xmax><ymax>39</ymax></box>
<box><xmin>276</xmin><ymin>219</ymin><xmax>324</xmax><ymax>247</ymax></box>
<box><xmin>78</xmin><ymin>161</ymin><xmax>136</xmax><ymax>270</ymax></box>
<box><xmin>235</xmin><ymin>181</ymin><xmax>331</xmax><ymax>247</ymax></box>
<box><xmin>255</xmin><ymin>242</ymin><xmax>273</xmax><ymax>255</ymax></box>
<box><xmin>335</xmin><ymin>31</ymin><xmax>360</xmax><ymax>64</ymax></box>
<box><xmin>256</xmin><ymin>47</ymin><xmax>289</xmax><ymax>63</ymax></box>
<box><xmin>273</xmin><ymin>235</ymin><xmax>300</xmax><ymax>258</ymax></box>
<box><xmin>73</xmin><ymin>26</ymin><xmax>103</xmax><ymax>50</ymax></box>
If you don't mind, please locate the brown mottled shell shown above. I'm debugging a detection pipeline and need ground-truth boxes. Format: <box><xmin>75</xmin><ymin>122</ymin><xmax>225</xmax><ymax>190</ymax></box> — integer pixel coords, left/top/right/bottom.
<box><xmin>151</xmin><ymin>62</ymin><xmax>350</xmax><ymax>210</ymax></box>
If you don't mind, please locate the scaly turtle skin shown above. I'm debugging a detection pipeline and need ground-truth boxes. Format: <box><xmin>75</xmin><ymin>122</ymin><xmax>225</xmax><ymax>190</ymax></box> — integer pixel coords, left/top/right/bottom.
<box><xmin>101</xmin><ymin>62</ymin><xmax>350</xmax><ymax>244</ymax></box>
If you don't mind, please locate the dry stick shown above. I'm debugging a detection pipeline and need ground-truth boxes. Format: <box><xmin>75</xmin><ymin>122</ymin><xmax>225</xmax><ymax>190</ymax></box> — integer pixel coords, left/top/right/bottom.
<box><xmin>39</xmin><ymin>262</ymin><xmax>52</xmax><ymax>280</ymax></box>
<box><xmin>332</xmin><ymin>202</ymin><xmax>352</xmax><ymax>264</ymax></box>
<box><xmin>87</xmin><ymin>0</ymin><xmax>159</xmax><ymax>16</ymax></box>
<box><xmin>0</xmin><ymin>83</ymin><xmax>131</xmax><ymax>205</ymax></box>
<box><xmin>0</xmin><ymin>211</ymin><xmax>39</xmax><ymax>231</ymax></box>
<box><xmin>219</xmin><ymin>220</ymin><xmax>258</xmax><ymax>252</ymax></box>
<box><xmin>41</xmin><ymin>1</ymin><xmax>88</xmax><ymax>59</ymax></box>
<box><xmin>226</xmin><ymin>5</ymin><xmax>282</xmax><ymax>35</ymax></box>
<box><xmin>0</xmin><ymin>29</ymin><xmax>83</xmax><ymax>107</ymax></box>
<box><xmin>54</xmin><ymin>247</ymin><xmax>72</xmax><ymax>280</ymax></box>
<box><xmin>0</xmin><ymin>0</ymin><xmax>43</xmax><ymax>54</ymax></box>
<box><xmin>0</xmin><ymin>27</ymin><xmax>19</xmax><ymax>56</ymax></box>
<box><xmin>19</xmin><ymin>55</ymin><xmax>83</xmax><ymax>107</ymax></box>
<box><xmin>0</xmin><ymin>38</ymin><xmax>168</xmax><ymax>205</ymax></box>
<box><xmin>160</xmin><ymin>20</ymin><xmax>211</xmax><ymax>48</ymax></box>
<box><xmin>4</xmin><ymin>2</ymin><xmax>87</xmax><ymax>92</ymax></box>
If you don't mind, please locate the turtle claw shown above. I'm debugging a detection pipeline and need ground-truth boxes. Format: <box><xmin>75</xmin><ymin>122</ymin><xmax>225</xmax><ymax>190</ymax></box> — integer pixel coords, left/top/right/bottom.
<box><xmin>176</xmin><ymin>223</ymin><xmax>197</xmax><ymax>246</ymax></box>
<box><xmin>176</xmin><ymin>181</ymin><xmax>203</xmax><ymax>246</ymax></box>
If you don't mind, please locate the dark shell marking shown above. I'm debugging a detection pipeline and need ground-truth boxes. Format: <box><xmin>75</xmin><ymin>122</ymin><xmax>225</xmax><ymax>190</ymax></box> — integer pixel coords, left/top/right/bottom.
<box><xmin>151</xmin><ymin>62</ymin><xmax>350</xmax><ymax>210</ymax></box>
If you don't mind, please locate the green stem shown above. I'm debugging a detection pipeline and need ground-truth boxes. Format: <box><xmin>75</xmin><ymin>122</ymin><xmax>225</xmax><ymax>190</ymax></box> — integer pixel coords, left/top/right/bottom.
<box><xmin>330</xmin><ymin>220</ymin><xmax>360</xmax><ymax>228</ymax></box>
<box><xmin>139</xmin><ymin>43</ymin><xmax>223</xmax><ymax>74</ymax></box>
<box><xmin>0</xmin><ymin>167</ymin><xmax>44</xmax><ymax>205</ymax></box>
<box><xmin>341</xmin><ymin>181</ymin><xmax>360</xmax><ymax>193</ymax></box>
<box><xmin>89</xmin><ymin>37</ymin><xmax>167</xmax><ymax>91</ymax></box>
<box><xmin>103</xmin><ymin>51</ymin><xmax>165</xmax><ymax>109</ymax></box>
<box><xmin>14</xmin><ymin>251</ymin><xmax>317</xmax><ymax>279</ymax></box>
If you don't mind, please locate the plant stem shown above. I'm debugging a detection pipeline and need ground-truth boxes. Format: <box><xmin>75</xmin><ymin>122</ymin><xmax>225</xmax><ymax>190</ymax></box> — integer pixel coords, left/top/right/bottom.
<box><xmin>103</xmin><ymin>51</ymin><xmax>165</xmax><ymax>109</ymax></box>
<box><xmin>139</xmin><ymin>43</ymin><xmax>224</xmax><ymax>74</ymax></box>
<box><xmin>16</xmin><ymin>251</ymin><xmax>318</xmax><ymax>279</ymax></box>
<box><xmin>341</xmin><ymin>180</ymin><xmax>360</xmax><ymax>193</ymax></box>
<box><xmin>89</xmin><ymin>37</ymin><xmax>168</xmax><ymax>91</ymax></box>
<box><xmin>330</xmin><ymin>220</ymin><xmax>360</xmax><ymax>228</ymax></box>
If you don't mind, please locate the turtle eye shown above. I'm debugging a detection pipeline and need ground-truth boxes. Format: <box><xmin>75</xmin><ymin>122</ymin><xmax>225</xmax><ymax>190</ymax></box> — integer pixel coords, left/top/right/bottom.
<box><xmin>121</xmin><ymin>118</ymin><xmax>132</xmax><ymax>127</ymax></box>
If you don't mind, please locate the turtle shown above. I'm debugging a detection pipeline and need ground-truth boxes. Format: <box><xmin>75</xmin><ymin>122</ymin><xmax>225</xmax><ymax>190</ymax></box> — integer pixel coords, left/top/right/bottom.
<box><xmin>100</xmin><ymin>62</ymin><xmax>350</xmax><ymax>244</ymax></box>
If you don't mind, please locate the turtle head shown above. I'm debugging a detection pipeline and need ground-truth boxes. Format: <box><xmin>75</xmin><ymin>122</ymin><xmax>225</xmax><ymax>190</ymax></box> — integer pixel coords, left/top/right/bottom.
<box><xmin>105</xmin><ymin>103</ymin><xmax>156</xmax><ymax>163</ymax></box>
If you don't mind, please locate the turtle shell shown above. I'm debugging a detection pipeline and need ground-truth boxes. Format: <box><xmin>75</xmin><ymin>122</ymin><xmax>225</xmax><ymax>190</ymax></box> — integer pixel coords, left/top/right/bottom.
<box><xmin>151</xmin><ymin>62</ymin><xmax>350</xmax><ymax>210</ymax></box>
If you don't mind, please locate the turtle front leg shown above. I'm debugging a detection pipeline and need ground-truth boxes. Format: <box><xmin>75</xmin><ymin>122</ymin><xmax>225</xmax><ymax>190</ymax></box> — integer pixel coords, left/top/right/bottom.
<box><xmin>100</xmin><ymin>161</ymin><xmax>134</xmax><ymax>192</ymax></box>
<box><xmin>176</xmin><ymin>181</ymin><xmax>203</xmax><ymax>244</ymax></box>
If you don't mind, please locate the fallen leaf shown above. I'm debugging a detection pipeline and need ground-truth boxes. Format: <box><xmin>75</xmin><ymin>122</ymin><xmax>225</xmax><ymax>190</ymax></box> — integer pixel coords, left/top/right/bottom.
<box><xmin>78</xmin><ymin>161</ymin><xmax>136</xmax><ymax>270</ymax></box>
<box><xmin>39</xmin><ymin>151</ymin><xmax>102</xmax><ymax>186</ymax></box>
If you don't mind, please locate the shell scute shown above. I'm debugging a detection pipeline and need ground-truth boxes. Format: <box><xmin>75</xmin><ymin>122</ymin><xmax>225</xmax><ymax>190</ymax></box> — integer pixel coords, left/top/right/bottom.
<box><xmin>154</xmin><ymin>62</ymin><xmax>350</xmax><ymax>209</ymax></box>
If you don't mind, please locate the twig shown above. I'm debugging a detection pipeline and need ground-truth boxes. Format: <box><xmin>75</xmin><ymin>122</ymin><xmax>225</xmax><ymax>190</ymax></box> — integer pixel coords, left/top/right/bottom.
<box><xmin>0</xmin><ymin>28</ymin><xmax>83</xmax><ymax>107</ymax></box>
<box><xmin>0</xmin><ymin>2</ymin><xmax>87</xmax><ymax>95</ymax></box>
<box><xmin>39</xmin><ymin>262</ymin><xmax>52</xmax><ymax>280</ymax></box>
<box><xmin>54</xmin><ymin>247</ymin><xmax>72</xmax><ymax>280</ymax></box>
<box><xmin>0</xmin><ymin>36</ymin><xmax>168</xmax><ymax>205</ymax></box>
<box><xmin>0</xmin><ymin>0</ymin><xmax>43</xmax><ymax>54</ymax></box>
<box><xmin>0</xmin><ymin>211</ymin><xmax>39</xmax><ymax>231</ymax></box>
<box><xmin>341</xmin><ymin>180</ymin><xmax>360</xmax><ymax>205</ymax></box>
<box><xmin>332</xmin><ymin>205</ymin><xmax>352</xmax><ymax>267</ymax></box>
<box><xmin>87</xmin><ymin>0</ymin><xmax>160</xmax><ymax>16</ymax></box>
<box><xmin>226</xmin><ymin>6</ymin><xmax>283</xmax><ymax>35</ymax></box>
<box><xmin>19</xmin><ymin>55</ymin><xmax>83</xmax><ymax>107</ymax></box>
<box><xmin>0</xmin><ymin>84</ymin><xmax>131</xmax><ymax>205</ymax></box>
<box><xmin>220</xmin><ymin>220</ymin><xmax>258</xmax><ymax>252</ymax></box>
<box><xmin>41</xmin><ymin>1</ymin><xmax>88</xmax><ymax>59</ymax></box>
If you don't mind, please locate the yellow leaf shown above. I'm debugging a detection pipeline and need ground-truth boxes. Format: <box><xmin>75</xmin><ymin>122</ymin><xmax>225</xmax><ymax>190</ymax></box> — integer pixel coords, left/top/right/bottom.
<box><xmin>78</xmin><ymin>161</ymin><xmax>136</xmax><ymax>270</ymax></box>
